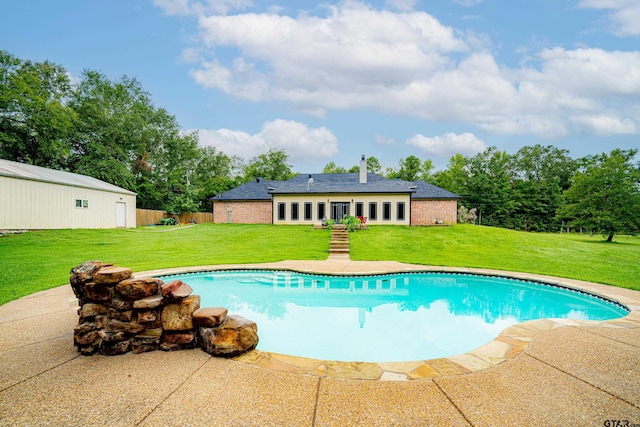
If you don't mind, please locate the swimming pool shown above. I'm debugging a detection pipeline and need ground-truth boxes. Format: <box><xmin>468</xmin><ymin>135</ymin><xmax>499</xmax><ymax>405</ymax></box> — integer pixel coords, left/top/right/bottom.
<box><xmin>163</xmin><ymin>270</ymin><xmax>628</xmax><ymax>362</ymax></box>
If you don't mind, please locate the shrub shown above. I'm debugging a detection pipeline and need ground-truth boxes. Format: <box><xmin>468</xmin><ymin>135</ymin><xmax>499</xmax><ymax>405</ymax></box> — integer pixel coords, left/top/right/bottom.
<box><xmin>457</xmin><ymin>205</ymin><xmax>478</xmax><ymax>224</ymax></box>
<box><xmin>340</xmin><ymin>215</ymin><xmax>361</xmax><ymax>232</ymax></box>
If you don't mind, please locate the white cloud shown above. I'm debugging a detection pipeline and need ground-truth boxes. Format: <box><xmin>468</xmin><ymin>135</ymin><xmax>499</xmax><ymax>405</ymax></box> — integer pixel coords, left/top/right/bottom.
<box><xmin>169</xmin><ymin>1</ymin><xmax>640</xmax><ymax>140</ymax></box>
<box><xmin>260</xmin><ymin>119</ymin><xmax>339</xmax><ymax>160</ymax></box>
<box><xmin>570</xmin><ymin>114</ymin><xmax>637</xmax><ymax>135</ymax></box>
<box><xmin>197</xmin><ymin>120</ymin><xmax>338</xmax><ymax>162</ymax></box>
<box><xmin>194</xmin><ymin>2</ymin><xmax>469</xmax><ymax>97</ymax></box>
<box><xmin>406</xmin><ymin>132</ymin><xmax>487</xmax><ymax>157</ymax></box>
<box><xmin>579</xmin><ymin>0</ymin><xmax>640</xmax><ymax>36</ymax></box>
<box><xmin>198</xmin><ymin>128</ymin><xmax>266</xmax><ymax>159</ymax></box>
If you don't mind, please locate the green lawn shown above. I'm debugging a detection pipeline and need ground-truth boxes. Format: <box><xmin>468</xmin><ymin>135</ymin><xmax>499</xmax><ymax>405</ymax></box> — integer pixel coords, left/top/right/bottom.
<box><xmin>0</xmin><ymin>224</ymin><xmax>328</xmax><ymax>305</ymax></box>
<box><xmin>351</xmin><ymin>225</ymin><xmax>640</xmax><ymax>291</ymax></box>
<box><xmin>1</xmin><ymin>223</ymin><xmax>638</xmax><ymax>306</ymax></box>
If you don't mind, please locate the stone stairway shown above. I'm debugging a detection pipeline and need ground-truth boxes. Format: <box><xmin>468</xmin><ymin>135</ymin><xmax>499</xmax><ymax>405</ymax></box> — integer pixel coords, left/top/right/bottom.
<box><xmin>329</xmin><ymin>224</ymin><xmax>350</xmax><ymax>257</ymax></box>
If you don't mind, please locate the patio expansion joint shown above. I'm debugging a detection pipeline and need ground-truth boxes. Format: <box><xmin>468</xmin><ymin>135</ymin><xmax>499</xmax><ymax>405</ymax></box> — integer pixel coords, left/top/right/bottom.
<box><xmin>0</xmin><ymin>331</ymin><xmax>74</xmax><ymax>353</ymax></box>
<box><xmin>310</xmin><ymin>376</ymin><xmax>322</xmax><ymax>427</ymax></box>
<box><xmin>580</xmin><ymin>324</ymin><xmax>640</xmax><ymax>350</ymax></box>
<box><xmin>0</xmin><ymin>308</ymin><xmax>74</xmax><ymax>326</ymax></box>
<box><xmin>525</xmin><ymin>351</ymin><xmax>640</xmax><ymax>410</ymax></box>
<box><xmin>134</xmin><ymin>355</ymin><xmax>212</xmax><ymax>426</ymax></box>
<box><xmin>0</xmin><ymin>351</ymin><xmax>81</xmax><ymax>393</ymax></box>
<box><xmin>432</xmin><ymin>377</ymin><xmax>475</xmax><ymax>427</ymax></box>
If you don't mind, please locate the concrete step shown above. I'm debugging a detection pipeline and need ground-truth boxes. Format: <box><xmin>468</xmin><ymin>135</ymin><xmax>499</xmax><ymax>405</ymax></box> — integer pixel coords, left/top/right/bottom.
<box><xmin>329</xmin><ymin>248</ymin><xmax>350</xmax><ymax>254</ymax></box>
<box><xmin>331</xmin><ymin>232</ymin><xmax>349</xmax><ymax>238</ymax></box>
<box><xmin>328</xmin><ymin>224</ymin><xmax>350</xmax><ymax>257</ymax></box>
<box><xmin>330</xmin><ymin>243</ymin><xmax>350</xmax><ymax>249</ymax></box>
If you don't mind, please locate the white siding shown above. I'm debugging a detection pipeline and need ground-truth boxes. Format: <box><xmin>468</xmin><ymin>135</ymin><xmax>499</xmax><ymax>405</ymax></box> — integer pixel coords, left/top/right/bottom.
<box><xmin>0</xmin><ymin>176</ymin><xmax>136</xmax><ymax>229</ymax></box>
<box><xmin>272</xmin><ymin>193</ymin><xmax>411</xmax><ymax>225</ymax></box>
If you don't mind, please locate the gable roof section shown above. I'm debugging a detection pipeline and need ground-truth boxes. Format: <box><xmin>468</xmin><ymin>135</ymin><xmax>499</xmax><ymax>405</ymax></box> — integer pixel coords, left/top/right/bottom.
<box><xmin>212</xmin><ymin>178</ymin><xmax>275</xmax><ymax>201</ymax></box>
<box><xmin>0</xmin><ymin>159</ymin><xmax>136</xmax><ymax>195</ymax></box>
<box><xmin>213</xmin><ymin>173</ymin><xmax>460</xmax><ymax>201</ymax></box>
<box><xmin>411</xmin><ymin>180</ymin><xmax>460</xmax><ymax>199</ymax></box>
<box><xmin>270</xmin><ymin>173</ymin><xmax>415</xmax><ymax>194</ymax></box>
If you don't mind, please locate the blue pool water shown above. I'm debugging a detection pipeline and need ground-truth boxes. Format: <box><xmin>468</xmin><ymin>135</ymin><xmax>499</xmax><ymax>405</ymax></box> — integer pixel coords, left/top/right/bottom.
<box><xmin>163</xmin><ymin>270</ymin><xmax>628</xmax><ymax>362</ymax></box>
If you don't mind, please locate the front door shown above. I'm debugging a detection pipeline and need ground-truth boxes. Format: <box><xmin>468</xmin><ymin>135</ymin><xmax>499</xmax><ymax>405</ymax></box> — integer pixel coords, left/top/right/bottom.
<box><xmin>330</xmin><ymin>202</ymin><xmax>350</xmax><ymax>221</ymax></box>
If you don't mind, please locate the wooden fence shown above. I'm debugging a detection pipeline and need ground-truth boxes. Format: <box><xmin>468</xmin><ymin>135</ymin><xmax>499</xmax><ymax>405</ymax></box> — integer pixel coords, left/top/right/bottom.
<box><xmin>136</xmin><ymin>209</ymin><xmax>213</xmax><ymax>226</ymax></box>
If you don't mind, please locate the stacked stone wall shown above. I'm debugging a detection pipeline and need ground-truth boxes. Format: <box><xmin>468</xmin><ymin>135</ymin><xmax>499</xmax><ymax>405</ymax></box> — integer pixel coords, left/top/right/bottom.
<box><xmin>70</xmin><ymin>261</ymin><xmax>258</xmax><ymax>357</ymax></box>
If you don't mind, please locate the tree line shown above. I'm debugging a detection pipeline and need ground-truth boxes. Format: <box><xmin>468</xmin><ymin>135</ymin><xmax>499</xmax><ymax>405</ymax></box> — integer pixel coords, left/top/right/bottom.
<box><xmin>1</xmin><ymin>50</ymin><xmax>260</xmax><ymax>213</ymax></box>
<box><xmin>1</xmin><ymin>51</ymin><xmax>638</xmax><ymax>240</ymax></box>
<box><xmin>244</xmin><ymin>145</ymin><xmax>640</xmax><ymax>240</ymax></box>
<box><xmin>325</xmin><ymin>147</ymin><xmax>639</xmax><ymax>239</ymax></box>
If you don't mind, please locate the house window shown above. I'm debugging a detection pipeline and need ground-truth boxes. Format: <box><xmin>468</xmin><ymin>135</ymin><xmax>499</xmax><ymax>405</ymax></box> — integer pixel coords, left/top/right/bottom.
<box><xmin>369</xmin><ymin>202</ymin><xmax>377</xmax><ymax>221</ymax></box>
<box><xmin>277</xmin><ymin>203</ymin><xmax>286</xmax><ymax>220</ymax></box>
<box><xmin>317</xmin><ymin>202</ymin><xmax>326</xmax><ymax>221</ymax></box>
<box><xmin>291</xmin><ymin>202</ymin><xmax>299</xmax><ymax>221</ymax></box>
<box><xmin>397</xmin><ymin>202</ymin><xmax>405</xmax><ymax>221</ymax></box>
<box><xmin>383</xmin><ymin>202</ymin><xmax>391</xmax><ymax>221</ymax></box>
<box><xmin>355</xmin><ymin>202</ymin><xmax>364</xmax><ymax>218</ymax></box>
<box><xmin>75</xmin><ymin>199</ymin><xmax>89</xmax><ymax>209</ymax></box>
<box><xmin>304</xmin><ymin>202</ymin><xmax>313</xmax><ymax>221</ymax></box>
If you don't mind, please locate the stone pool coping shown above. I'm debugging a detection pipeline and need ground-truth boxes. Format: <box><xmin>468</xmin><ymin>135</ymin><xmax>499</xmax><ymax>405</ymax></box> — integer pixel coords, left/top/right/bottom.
<box><xmin>135</xmin><ymin>259</ymin><xmax>640</xmax><ymax>381</ymax></box>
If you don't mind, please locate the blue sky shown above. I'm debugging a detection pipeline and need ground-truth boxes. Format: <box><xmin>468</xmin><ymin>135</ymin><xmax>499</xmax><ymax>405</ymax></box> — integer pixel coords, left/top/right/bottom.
<box><xmin>2</xmin><ymin>0</ymin><xmax>639</xmax><ymax>172</ymax></box>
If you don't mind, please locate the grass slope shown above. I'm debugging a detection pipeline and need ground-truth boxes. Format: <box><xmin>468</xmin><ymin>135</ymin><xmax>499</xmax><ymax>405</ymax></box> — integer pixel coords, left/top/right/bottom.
<box><xmin>351</xmin><ymin>224</ymin><xmax>640</xmax><ymax>290</ymax></box>
<box><xmin>1</xmin><ymin>223</ymin><xmax>638</xmax><ymax>306</ymax></box>
<box><xmin>0</xmin><ymin>224</ymin><xmax>328</xmax><ymax>305</ymax></box>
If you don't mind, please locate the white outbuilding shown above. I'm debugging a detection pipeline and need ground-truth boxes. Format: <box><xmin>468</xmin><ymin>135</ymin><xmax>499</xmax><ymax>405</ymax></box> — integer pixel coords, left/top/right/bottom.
<box><xmin>0</xmin><ymin>159</ymin><xmax>136</xmax><ymax>229</ymax></box>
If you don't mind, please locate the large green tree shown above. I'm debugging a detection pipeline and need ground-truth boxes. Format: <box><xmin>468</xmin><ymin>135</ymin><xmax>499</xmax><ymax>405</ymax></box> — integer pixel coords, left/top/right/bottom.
<box><xmin>433</xmin><ymin>154</ymin><xmax>469</xmax><ymax>196</ymax></box>
<box><xmin>0</xmin><ymin>51</ymin><xmax>75</xmax><ymax>168</ymax></box>
<box><xmin>464</xmin><ymin>147</ymin><xmax>514</xmax><ymax>227</ymax></box>
<box><xmin>69</xmin><ymin>70</ymin><xmax>206</xmax><ymax>211</ymax></box>
<box><xmin>509</xmin><ymin>145</ymin><xmax>577</xmax><ymax>231</ymax></box>
<box><xmin>191</xmin><ymin>145</ymin><xmax>243</xmax><ymax>211</ymax></box>
<box><xmin>558</xmin><ymin>149</ymin><xmax>640</xmax><ymax>242</ymax></box>
<box><xmin>244</xmin><ymin>148</ymin><xmax>296</xmax><ymax>181</ymax></box>
<box><xmin>393</xmin><ymin>155</ymin><xmax>422</xmax><ymax>181</ymax></box>
<box><xmin>322</xmin><ymin>161</ymin><xmax>347</xmax><ymax>173</ymax></box>
<box><xmin>1</xmin><ymin>51</ymin><xmax>245</xmax><ymax>213</ymax></box>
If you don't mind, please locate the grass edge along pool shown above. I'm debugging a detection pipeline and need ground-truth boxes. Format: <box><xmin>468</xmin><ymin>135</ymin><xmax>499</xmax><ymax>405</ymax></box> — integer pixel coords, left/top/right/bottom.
<box><xmin>160</xmin><ymin>270</ymin><xmax>629</xmax><ymax>363</ymax></box>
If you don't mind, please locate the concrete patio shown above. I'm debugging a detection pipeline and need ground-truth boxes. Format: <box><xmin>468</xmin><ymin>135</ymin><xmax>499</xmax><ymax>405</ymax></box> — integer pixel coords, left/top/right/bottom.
<box><xmin>1</xmin><ymin>260</ymin><xmax>639</xmax><ymax>426</ymax></box>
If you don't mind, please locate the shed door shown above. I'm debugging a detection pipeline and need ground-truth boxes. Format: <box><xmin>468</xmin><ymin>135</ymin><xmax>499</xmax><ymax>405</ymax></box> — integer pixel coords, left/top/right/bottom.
<box><xmin>116</xmin><ymin>202</ymin><xmax>126</xmax><ymax>227</ymax></box>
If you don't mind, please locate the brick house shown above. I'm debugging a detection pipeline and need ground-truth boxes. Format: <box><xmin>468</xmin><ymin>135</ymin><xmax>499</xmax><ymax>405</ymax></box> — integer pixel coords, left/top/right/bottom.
<box><xmin>211</xmin><ymin>156</ymin><xmax>459</xmax><ymax>226</ymax></box>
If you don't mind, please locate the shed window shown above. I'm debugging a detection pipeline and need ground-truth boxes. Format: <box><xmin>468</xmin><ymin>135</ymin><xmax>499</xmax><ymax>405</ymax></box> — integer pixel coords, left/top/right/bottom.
<box><xmin>75</xmin><ymin>199</ymin><xmax>89</xmax><ymax>209</ymax></box>
<box><xmin>383</xmin><ymin>202</ymin><xmax>391</xmax><ymax>221</ymax></box>
<box><xmin>397</xmin><ymin>202</ymin><xmax>405</xmax><ymax>221</ymax></box>
<box><xmin>291</xmin><ymin>202</ymin><xmax>299</xmax><ymax>221</ymax></box>
<box><xmin>368</xmin><ymin>202</ymin><xmax>377</xmax><ymax>221</ymax></box>
<box><xmin>277</xmin><ymin>203</ymin><xmax>286</xmax><ymax>220</ymax></box>
<box><xmin>304</xmin><ymin>202</ymin><xmax>313</xmax><ymax>221</ymax></box>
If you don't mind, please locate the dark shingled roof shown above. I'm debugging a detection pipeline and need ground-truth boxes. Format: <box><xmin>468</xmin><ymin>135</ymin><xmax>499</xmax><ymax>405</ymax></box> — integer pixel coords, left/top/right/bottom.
<box><xmin>211</xmin><ymin>178</ymin><xmax>275</xmax><ymax>201</ymax></box>
<box><xmin>211</xmin><ymin>173</ymin><xmax>460</xmax><ymax>200</ymax></box>
<box><xmin>270</xmin><ymin>173</ymin><xmax>415</xmax><ymax>194</ymax></box>
<box><xmin>410</xmin><ymin>180</ymin><xmax>460</xmax><ymax>199</ymax></box>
